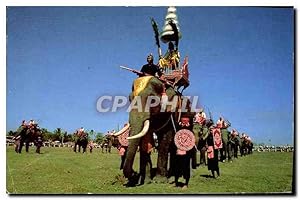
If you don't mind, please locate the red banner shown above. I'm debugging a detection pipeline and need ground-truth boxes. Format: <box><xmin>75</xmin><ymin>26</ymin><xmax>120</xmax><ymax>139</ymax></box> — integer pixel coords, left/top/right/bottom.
<box><xmin>212</xmin><ymin>128</ymin><xmax>223</xmax><ymax>149</ymax></box>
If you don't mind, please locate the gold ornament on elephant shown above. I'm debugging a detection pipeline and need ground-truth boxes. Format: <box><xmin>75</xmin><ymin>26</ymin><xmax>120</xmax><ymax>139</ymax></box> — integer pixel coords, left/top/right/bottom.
<box><xmin>133</xmin><ymin>76</ymin><xmax>153</xmax><ymax>96</ymax></box>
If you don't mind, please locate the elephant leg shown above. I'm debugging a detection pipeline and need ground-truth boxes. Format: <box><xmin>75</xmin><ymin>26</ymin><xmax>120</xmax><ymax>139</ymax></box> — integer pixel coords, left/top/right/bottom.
<box><xmin>120</xmin><ymin>149</ymin><xmax>128</xmax><ymax>170</ymax></box>
<box><xmin>123</xmin><ymin>138</ymin><xmax>139</xmax><ymax>179</ymax></box>
<box><xmin>221</xmin><ymin>142</ymin><xmax>228</xmax><ymax>162</ymax></box>
<box><xmin>191</xmin><ymin>148</ymin><xmax>197</xmax><ymax>169</ymax></box>
<box><xmin>15</xmin><ymin>141</ymin><xmax>20</xmax><ymax>153</ymax></box>
<box><xmin>168</xmin><ymin>144</ymin><xmax>177</xmax><ymax>178</ymax></box>
<box><xmin>123</xmin><ymin>142</ymin><xmax>140</xmax><ymax>187</ymax></box>
<box><xmin>36</xmin><ymin>146</ymin><xmax>40</xmax><ymax>154</ymax></box>
<box><xmin>227</xmin><ymin>143</ymin><xmax>232</xmax><ymax>162</ymax></box>
<box><xmin>15</xmin><ymin>143</ymin><xmax>18</xmax><ymax>153</ymax></box>
<box><xmin>156</xmin><ymin>130</ymin><xmax>173</xmax><ymax>179</ymax></box>
<box><xmin>240</xmin><ymin>146</ymin><xmax>243</xmax><ymax>156</ymax></box>
<box><xmin>139</xmin><ymin>151</ymin><xmax>152</xmax><ymax>185</ymax></box>
<box><xmin>200</xmin><ymin>147</ymin><xmax>207</xmax><ymax>165</ymax></box>
<box><xmin>18</xmin><ymin>140</ymin><xmax>24</xmax><ymax>153</ymax></box>
<box><xmin>234</xmin><ymin>145</ymin><xmax>238</xmax><ymax>158</ymax></box>
<box><xmin>25</xmin><ymin>141</ymin><xmax>30</xmax><ymax>153</ymax></box>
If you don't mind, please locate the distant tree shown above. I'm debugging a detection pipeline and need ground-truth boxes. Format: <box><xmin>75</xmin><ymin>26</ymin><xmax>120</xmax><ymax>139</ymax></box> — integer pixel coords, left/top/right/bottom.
<box><xmin>7</xmin><ymin>130</ymin><xmax>15</xmax><ymax>136</ymax></box>
<box><xmin>95</xmin><ymin>132</ymin><xmax>105</xmax><ymax>144</ymax></box>
<box><xmin>64</xmin><ymin>133</ymin><xmax>73</xmax><ymax>143</ymax></box>
<box><xmin>53</xmin><ymin>128</ymin><xmax>63</xmax><ymax>142</ymax></box>
<box><xmin>89</xmin><ymin>129</ymin><xmax>95</xmax><ymax>141</ymax></box>
<box><xmin>41</xmin><ymin>128</ymin><xmax>52</xmax><ymax>141</ymax></box>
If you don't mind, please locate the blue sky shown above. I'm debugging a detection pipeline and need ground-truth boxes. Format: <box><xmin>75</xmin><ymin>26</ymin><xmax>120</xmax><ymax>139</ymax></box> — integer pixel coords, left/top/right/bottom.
<box><xmin>6</xmin><ymin>6</ymin><xmax>294</xmax><ymax>145</ymax></box>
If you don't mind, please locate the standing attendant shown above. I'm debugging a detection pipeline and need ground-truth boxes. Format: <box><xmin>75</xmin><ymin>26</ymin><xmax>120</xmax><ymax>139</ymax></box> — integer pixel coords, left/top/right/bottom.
<box><xmin>207</xmin><ymin>128</ymin><xmax>220</xmax><ymax>178</ymax></box>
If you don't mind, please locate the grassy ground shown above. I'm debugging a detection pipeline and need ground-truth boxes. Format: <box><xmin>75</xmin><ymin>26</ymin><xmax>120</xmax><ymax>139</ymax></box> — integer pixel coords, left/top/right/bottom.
<box><xmin>6</xmin><ymin>146</ymin><xmax>294</xmax><ymax>194</ymax></box>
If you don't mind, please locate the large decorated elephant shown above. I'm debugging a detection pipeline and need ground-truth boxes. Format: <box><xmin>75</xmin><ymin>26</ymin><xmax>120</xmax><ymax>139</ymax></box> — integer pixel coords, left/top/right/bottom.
<box><xmin>15</xmin><ymin>124</ymin><xmax>42</xmax><ymax>153</ymax></box>
<box><xmin>73</xmin><ymin>131</ymin><xmax>88</xmax><ymax>153</ymax></box>
<box><xmin>114</xmin><ymin>76</ymin><xmax>195</xmax><ymax>186</ymax></box>
<box><xmin>240</xmin><ymin>134</ymin><xmax>253</xmax><ymax>156</ymax></box>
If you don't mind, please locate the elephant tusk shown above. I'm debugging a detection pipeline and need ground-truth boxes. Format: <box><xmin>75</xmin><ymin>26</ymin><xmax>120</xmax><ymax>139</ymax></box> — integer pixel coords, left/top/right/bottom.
<box><xmin>113</xmin><ymin>123</ymin><xmax>130</xmax><ymax>136</ymax></box>
<box><xmin>127</xmin><ymin>120</ymin><xmax>150</xmax><ymax>140</ymax></box>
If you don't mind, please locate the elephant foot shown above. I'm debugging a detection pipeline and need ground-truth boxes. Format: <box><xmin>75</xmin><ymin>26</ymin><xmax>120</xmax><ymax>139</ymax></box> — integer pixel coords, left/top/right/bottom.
<box><xmin>152</xmin><ymin>175</ymin><xmax>168</xmax><ymax>184</ymax></box>
<box><xmin>182</xmin><ymin>185</ymin><xmax>188</xmax><ymax>190</ymax></box>
<box><xmin>124</xmin><ymin>172</ymin><xmax>140</xmax><ymax>187</ymax></box>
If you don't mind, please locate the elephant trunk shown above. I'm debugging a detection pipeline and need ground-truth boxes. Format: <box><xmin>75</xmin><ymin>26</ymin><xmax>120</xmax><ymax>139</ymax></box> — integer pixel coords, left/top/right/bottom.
<box><xmin>123</xmin><ymin>119</ymin><xmax>150</xmax><ymax>179</ymax></box>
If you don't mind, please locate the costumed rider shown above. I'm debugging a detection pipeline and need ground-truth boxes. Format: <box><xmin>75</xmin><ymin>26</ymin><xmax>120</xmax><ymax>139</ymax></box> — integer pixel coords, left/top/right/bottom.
<box><xmin>140</xmin><ymin>54</ymin><xmax>163</xmax><ymax>77</ymax></box>
<box><xmin>216</xmin><ymin>117</ymin><xmax>225</xmax><ymax>128</ymax></box>
<box><xmin>194</xmin><ymin>108</ymin><xmax>206</xmax><ymax>126</ymax></box>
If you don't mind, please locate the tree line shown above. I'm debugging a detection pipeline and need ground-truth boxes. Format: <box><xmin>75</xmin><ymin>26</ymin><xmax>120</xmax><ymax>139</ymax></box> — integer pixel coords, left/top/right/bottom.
<box><xmin>7</xmin><ymin>128</ymin><xmax>106</xmax><ymax>144</ymax></box>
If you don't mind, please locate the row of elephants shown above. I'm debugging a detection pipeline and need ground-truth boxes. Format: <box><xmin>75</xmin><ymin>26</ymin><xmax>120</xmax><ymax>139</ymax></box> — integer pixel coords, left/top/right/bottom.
<box><xmin>106</xmin><ymin>76</ymin><xmax>254</xmax><ymax>187</ymax></box>
<box><xmin>12</xmin><ymin>123</ymin><xmax>117</xmax><ymax>154</ymax></box>
<box><xmin>12</xmin><ymin>76</ymin><xmax>254</xmax><ymax>187</ymax></box>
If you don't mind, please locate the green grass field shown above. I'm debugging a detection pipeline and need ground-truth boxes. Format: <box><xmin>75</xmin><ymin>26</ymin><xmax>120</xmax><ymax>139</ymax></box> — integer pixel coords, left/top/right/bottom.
<box><xmin>6</xmin><ymin>146</ymin><xmax>294</xmax><ymax>194</ymax></box>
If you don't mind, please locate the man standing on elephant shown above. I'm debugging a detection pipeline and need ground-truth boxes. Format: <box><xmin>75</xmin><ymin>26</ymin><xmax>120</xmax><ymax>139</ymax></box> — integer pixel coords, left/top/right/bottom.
<box><xmin>140</xmin><ymin>54</ymin><xmax>162</xmax><ymax>77</ymax></box>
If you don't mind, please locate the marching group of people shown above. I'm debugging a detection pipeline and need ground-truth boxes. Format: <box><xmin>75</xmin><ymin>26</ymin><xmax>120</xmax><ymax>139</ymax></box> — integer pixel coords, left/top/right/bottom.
<box><xmin>194</xmin><ymin>110</ymin><xmax>253</xmax><ymax>180</ymax></box>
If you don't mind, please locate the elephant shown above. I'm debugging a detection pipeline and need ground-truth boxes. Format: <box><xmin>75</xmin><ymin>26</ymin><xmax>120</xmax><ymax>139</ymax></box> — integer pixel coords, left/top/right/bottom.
<box><xmin>227</xmin><ymin>131</ymin><xmax>240</xmax><ymax>160</ymax></box>
<box><xmin>193</xmin><ymin>118</ymin><xmax>213</xmax><ymax>166</ymax></box>
<box><xmin>15</xmin><ymin>124</ymin><xmax>42</xmax><ymax>153</ymax></box>
<box><xmin>73</xmin><ymin>131</ymin><xmax>88</xmax><ymax>153</ymax></box>
<box><xmin>100</xmin><ymin>134</ymin><xmax>119</xmax><ymax>153</ymax></box>
<box><xmin>240</xmin><ymin>134</ymin><xmax>253</xmax><ymax>156</ymax></box>
<box><xmin>114</xmin><ymin>75</ymin><xmax>195</xmax><ymax>186</ymax></box>
<box><xmin>233</xmin><ymin>134</ymin><xmax>241</xmax><ymax>158</ymax></box>
<box><xmin>219</xmin><ymin>127</ymin><xmax>231</xmax><ymax>162</ymax></box>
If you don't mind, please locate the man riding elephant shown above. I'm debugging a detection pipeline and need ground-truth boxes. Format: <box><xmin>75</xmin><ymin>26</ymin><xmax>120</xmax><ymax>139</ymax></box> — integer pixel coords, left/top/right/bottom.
<box><xmin>73</xmin><ymin>127</ymin><xmax>88</xmax><ymax>153</ymax></box>
<box><xmin>101</xmin><ymin>132</ymin><xmax>119</xmax><ymax>153</ymax></box>
<box><xmin>14</xmin><ymin>120</ymin><xmax>43</xmax><ymax>153</ymax></box>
